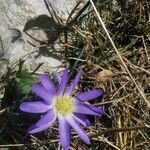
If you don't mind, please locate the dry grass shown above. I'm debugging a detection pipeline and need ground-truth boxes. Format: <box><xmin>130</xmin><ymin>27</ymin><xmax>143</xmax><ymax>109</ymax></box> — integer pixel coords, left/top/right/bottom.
<box><xmin>60</xmin><ymin>0</ymin><xmax>150</xmax><ymax>149</ymax></box>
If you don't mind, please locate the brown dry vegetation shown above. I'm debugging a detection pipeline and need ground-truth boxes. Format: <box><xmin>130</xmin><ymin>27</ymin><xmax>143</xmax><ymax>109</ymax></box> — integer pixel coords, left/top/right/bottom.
<box><xmin>60</xmin><ymin>0</ymin><xmax>150</xmax><ymax>149</ymax></box>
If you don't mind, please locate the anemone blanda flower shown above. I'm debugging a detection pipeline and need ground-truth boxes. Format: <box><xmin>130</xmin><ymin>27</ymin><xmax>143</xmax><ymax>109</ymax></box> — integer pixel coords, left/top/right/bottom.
<box><xmin>20</xmin><ymin>68</ymin><xmax>104</xmax><ymax>150</ymax></box>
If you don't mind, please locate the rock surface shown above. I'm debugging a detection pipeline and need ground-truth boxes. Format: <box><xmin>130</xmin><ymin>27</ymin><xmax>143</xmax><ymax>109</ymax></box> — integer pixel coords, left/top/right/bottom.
<box><xmin>0</xmin><ymin>0</ymin><xmax>63</xmax><ymax>75</ymax></box>
<box><xmin>0</xmin><ymin>0</ymin><xmax>88</xmax><ymax>76</ymax></box>
<box><xmin>48</xmin><ymin>0</ymin><xmax>88</xmax><ymax>23</ymax></box>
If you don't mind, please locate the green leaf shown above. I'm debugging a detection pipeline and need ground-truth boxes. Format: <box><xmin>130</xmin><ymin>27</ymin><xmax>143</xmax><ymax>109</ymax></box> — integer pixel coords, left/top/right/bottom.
<box><xmin>16</xmin><ymin>70</ymin><xmax>38</xmax><ymax>100</ymax></box>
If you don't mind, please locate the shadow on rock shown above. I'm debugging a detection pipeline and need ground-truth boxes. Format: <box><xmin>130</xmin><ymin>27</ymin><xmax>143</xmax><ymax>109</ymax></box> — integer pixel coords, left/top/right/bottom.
<box><xmin>23</xmin><ymin>15</ymin><xmax>62</xmax><ymax>45</ymax></box>
<box><xmin>23</xmin><ymin>14</ymin><xmax>65</xmax><ymax>61</ymax></box>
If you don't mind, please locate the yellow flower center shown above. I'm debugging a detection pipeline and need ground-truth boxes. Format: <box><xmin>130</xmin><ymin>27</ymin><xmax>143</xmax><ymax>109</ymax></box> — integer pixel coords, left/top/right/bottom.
<box><xmin>55</xmin><ymin>96</ymin><xmax>74</xmax><ymax>116</ymax></box>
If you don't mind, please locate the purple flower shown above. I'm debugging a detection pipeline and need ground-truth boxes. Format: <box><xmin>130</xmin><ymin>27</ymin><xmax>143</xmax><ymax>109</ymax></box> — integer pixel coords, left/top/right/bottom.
<box><xmin>20</xmin><ymin>68</ymin><xmax>104</xmax><ymax>150</ymax></box>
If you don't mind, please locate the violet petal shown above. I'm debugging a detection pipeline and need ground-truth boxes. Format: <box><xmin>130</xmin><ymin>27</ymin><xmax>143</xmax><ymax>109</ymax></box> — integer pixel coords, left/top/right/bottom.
<box><xmin>74</xmin><ymin>103</ymin><xmax>105</xmax><ymax>116</ymax></box>
<box><xmin>36</xmin><ymin>109</ymin><xmax>56</xmax><ymax>127</ymax></box>
<box><xmin>32</xmin><ymin>84</ymin><xmax>55</xmax><ymax>104</ymax></box>
<box><xmin>39</xmin><ymin>74</ymin><xmax>56</xmax><ymax>93</ymax></box>
<box><xmin>54</xmin><ymin>71</ymin><xmax>62</xmax><ymax>84</ymax></box>
<box><xmin>76</xmin><ymin>89</ymin><xmax>103</xmax><ymax>102</ymax></box>
<box><xmin>66</xmin><ymin>68</ymin><xmax>82</xmax><ymax>95</ymax></box>
<box><xmin>57</xmin><ymin>68</ymin><xmax>68</xmax><ymax>95</ymax></box>
<box><xmin>66</xmin><ymin>117</ymin><xmax>90</xmax><ymax>144</ymax></box>
<box><xmin>28</xmin><ymin>110</ymin><xmax>56</xmax><ymax>134</ymax></box>
<box><xmin>20</xmin><ymin>101</ymin><xmax>49</xmax><ymax>113</ymax></box>
<box><xmin>73</xmin><ymin>115</ymin><xmax>88</xmax><ymax>127</ymax></box>
<box><xmin>73</xmin><ymin>113</ymin><xmax>90</xmax><ymax>127</ymax></box>
<box><xmin>58</xmin><ymin>116</ymin><xmax>70</xmax><ymax>150</ymax></box>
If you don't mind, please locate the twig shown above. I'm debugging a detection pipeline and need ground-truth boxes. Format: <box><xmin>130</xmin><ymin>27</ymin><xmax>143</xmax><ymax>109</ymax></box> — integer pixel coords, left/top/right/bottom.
<box><xmin>45</xmin><ymin>0</ymin><xmax>63</xmax><ymax>25</ymax></box>
<box><xmin>0</xmin><ymin>143</ymin><xmax>35</xmax><ymax>148</ymax></box>
<box><xmin>0</xmin><ymin>139</ymin><xmax>59</xmax><ymax>148</ymax></box>
<box><xmin>101</xmin><ymin>125</ymin><xmax>149</xmax><ymax>134</ymax></box>
<box><xmin>0</xmin><ymin>36</ymin><xmax>4</xmax><ymax>57</ymax></box>
<box><xmin>66</xmin><ymin>1</ymin><xmax>82</xmax><ymax>24</ymax></box>
<box><xmin>68</xmin><ymin>25</ymin><xmax>93</xmax><ymax>78</ymax></box>
<box><xmin>91</xmin><ymin>125</ymin><xmax>149</xmax><ymax>150</ymax></box>
<box><xmin>124</xmin><ymin>58</ymin><xmax>150</xmax><ymax>76</ymax></box>
<box><xmin>31</xmin><ymin>63</ymin><xmax>44</xmax><ymax>74</ymax></box>
<box><xmin>142</xmin><ymin>35</ymin><xmax>150</xmax><ymax>63</ymax></box>
<box><xmin>89</xmin><ymin>0</ymin><xmax>150</xmax><ymax>108</ymax></box>
<box><xmin>68</xmin><ymin>0</ymin><xmax>91</xmax><ymax>26</ymax></box>
<box><xmin>92</xmin><ymin>136</ymin><xmax>121</xmax><ymax>150</ymax></box>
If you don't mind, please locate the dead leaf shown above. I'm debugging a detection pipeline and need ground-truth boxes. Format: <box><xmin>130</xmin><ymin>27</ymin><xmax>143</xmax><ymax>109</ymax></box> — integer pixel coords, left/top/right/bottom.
<box><xmin>95</xmin><ymin>69</ymin><xmax>114</xmax><ymax>82</ymax></box>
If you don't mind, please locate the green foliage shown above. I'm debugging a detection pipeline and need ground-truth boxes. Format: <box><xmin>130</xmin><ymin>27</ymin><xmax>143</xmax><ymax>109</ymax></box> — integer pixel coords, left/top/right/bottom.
<box><xmin>16</xmin><ymin>69</ymin><xmax>37</xmax><ymax>100</ymax></box>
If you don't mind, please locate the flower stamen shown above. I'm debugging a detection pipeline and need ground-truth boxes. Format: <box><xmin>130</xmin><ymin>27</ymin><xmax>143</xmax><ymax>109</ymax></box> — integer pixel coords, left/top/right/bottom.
<box><xmin>55</xmin><ymin>96</ymin><xmax>74</xmax><ymax>116</ymax></box>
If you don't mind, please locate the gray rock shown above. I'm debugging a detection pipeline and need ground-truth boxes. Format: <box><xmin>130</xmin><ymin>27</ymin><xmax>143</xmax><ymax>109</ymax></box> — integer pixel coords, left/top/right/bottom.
<box><xmin>0</xmin><ymin>0</ymin><xmax>63</xmax><ymax>76</ymax></box>
<box><xmin>47</xmin><ymin>0</ymin><xmax>88</xmax><ymax>23</ymax></box>
<box><xmin>0</xmin><ymin>0</ymin><xmax>88</xmax><ymax>77</ymax></box>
